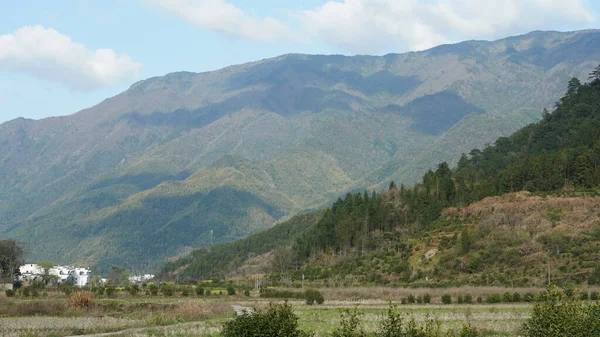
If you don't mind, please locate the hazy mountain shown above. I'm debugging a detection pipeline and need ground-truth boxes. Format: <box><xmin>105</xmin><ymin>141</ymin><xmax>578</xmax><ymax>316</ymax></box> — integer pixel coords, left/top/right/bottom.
<box><xmin>1</xmin><ymin>30</ymin><xmax>599</xmax><ymax>272</ymax></box>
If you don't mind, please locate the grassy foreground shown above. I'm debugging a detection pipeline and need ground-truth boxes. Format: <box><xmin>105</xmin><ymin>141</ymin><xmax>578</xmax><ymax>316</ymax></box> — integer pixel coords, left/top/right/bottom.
<box><xmin>0</xmin><ymin>289</ymin><xmax>541</xmax><ymax>337</ymax></box>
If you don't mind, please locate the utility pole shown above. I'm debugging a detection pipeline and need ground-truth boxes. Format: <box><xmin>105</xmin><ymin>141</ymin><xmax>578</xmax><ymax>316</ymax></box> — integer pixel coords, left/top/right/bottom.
<box><xmin>547</xmin><ymin>250</ymin><xmax>551</xmax><ymax>286</ymax></box>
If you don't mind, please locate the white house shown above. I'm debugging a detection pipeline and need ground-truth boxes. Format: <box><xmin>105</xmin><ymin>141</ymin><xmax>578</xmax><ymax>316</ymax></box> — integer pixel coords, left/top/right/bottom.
<box><xmin>68</xmin><ymin>267</ymin><xmax>91</xmax><ymax>287</ymax></box>
<box><xmin>18</xmin><ymin>264</ymin><xmax>91</xmax><ymax>287</ymax></box>
<box><xmin>129</xmin><ymin>274</ymin><xmax>155</xmax><ymax>284</ymax></box>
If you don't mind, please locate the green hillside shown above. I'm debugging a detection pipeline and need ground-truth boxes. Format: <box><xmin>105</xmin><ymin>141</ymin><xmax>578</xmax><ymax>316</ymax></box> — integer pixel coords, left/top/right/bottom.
<box><xmin>160</xmin><ymin>70</ymin><xmax>600</xmax><ymax>286</ymax></box>
<box><xmin>2</xmin><ymin>30</ymin><xmax>600</xmax><ymax>272</ymax></box>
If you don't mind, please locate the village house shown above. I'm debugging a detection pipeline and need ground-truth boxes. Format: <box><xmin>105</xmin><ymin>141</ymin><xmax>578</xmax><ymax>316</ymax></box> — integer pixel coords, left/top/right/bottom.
<box><xmin>19</xmin><ymin>264</ymin><xmax>91</xmax><ymax>287</ymax></box>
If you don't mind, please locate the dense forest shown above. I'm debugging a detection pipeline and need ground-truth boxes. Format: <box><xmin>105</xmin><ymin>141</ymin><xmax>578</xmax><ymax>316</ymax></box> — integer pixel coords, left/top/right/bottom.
<box><xmin>160</xmin><ymin>68</ymin><xmax>600</xmax><ymax>285</ymax></box>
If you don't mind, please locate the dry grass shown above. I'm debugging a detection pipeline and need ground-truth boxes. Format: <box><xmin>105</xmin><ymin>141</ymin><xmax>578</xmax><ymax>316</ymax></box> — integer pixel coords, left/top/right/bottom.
<box><xmin>164</xmin><ymin>300</ymin><xmax>231</xmax><ymax>321</ymax></box>
<box><xmin>319</xmin><ymin>286</ymin><xmax>545</xmax><ymax>302</ymax></box>
<box><xmin>67</xmin><ymin>291</ymin><xmax>92</xmax><ymax>309</ymax></box>
<box><xmin>448</xmin><ymin>192</ymin><xmax>600</xmax><ymax>234</ymax></box>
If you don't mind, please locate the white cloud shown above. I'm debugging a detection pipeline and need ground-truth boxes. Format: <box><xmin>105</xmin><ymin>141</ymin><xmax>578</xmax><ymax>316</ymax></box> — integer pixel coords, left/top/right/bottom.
<box><xmin>0</xmin><ymin>25</ymin><xmax>142</xmax><ymax>91</ymax></box>
<box><xmin>145</xmin><ymin>0</ymin><xmax>293</xmax><ymax>43</ymax></box>
<box><xmin>303</xmin><ymin>0</ymin><xmax>596</xmax><ymax>53</ymax></box>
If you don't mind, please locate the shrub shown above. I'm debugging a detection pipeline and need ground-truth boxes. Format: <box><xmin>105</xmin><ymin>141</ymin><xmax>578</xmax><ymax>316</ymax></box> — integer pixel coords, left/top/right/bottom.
<box><xmin>580</xmin><ymin>292</ymin><xmax>589</xmax><ymax>301</ymax></box>
<box><xmin>148</xmin><ymin>283</ymin><xmax>158</xmax><ymax>296</ymax></box>
<box><xmin>502</xmin><ymin>292</ymin><xmax>512</xmax><ymax>302</ymax></box>
<box><xmin>591</xmin><ymin>291</ymin><xmax>599</xmax><ymax>301</ymax></box>
<box><xmin>105</xmin><ymin>286</ymin><xmax>115</xmax><ymax>297</ymax></box>
<box><xmin>181</xmin><ymin>288</ymin><xmax>190</xmax><ymax>297</ymax></box>
<box><xmin>457</xmin><ymin>295</ymin><xmax>464</xmax><ymax>304</ymax></box>
<box><xmin>244</xmin><ymin>289</ymin><xmax>250</xmax><ymax>296</ymax></box>
<box><xmin>512</xmin><ymin>292</ymin><xmax>521</xmax><ymax>302</ymax></box>
<box><xmin>305</xmin><ymin>289</ymin><xmax>324</xmax><ymax>305</ymax></box>
<box><xmin>476</xmin><ymin>296</ymin><xmax>482</xmax><ymax>304</ymax></box>
<box><xmin>423</xmin><ymin>293</ymin><xmax>431</xmax><ymax>304</ymax></box>
<box><xmin>195</xmin><ymin>286</ymin><xmax>204</xmax><ymax>296</ymax></box>
<box><xmin>222</xmin><ymin>302</ymin><xmax>312</xmax><ymax>337</ymax></box>
<box><xmin>95</xmin><ymin>286</ymin><xmax>105</xmax><ymax>296</ymax></box>
<box><xmin>464</xmin><ymin>294</ymin><xmax>472</xmax><ymax>304</ymax></box>
<box><xmin>5</xmin><ymin>289</ymin><xmax>15</xmax><ymax>297</ymax></box>
<box><xmin>458</xmin><ymin>325</ymin><xmax>479</xmax><ymax>337</ymax></box>
<box><xmin>522</xmin><ymin>286</ymin><xmax>600</xmax><ymax>337</ymax></box>
<box><xmin>128</xmin><ymin>285</ymin><xmax>140</xmax><ymax>296</ymax></box>
<box><xmin>227</xmin><ymin>286</ymin><xmax>236</xmax><ymax>296</ymax></box>
<box><xmin>486</xmin><ymin>293</ymin><xmax>501</xmax><ymax>304</ymax></box>
<box><xmin>161</xmin><ymin>284</ymin><xmax>174</xmax><ymax>296</ymax></box>
<box><xmin>524</xmin><ymin>292</ymin><xmax>535</xmax><ymax>302</ymax></box>
<box><xmin>376</xmin><ymin>304</ymin><xmax>442</xmax><ymax>337</ymax></box>
<box><xmin>67</xmin><ymin>291</ymin><xmax>92</xmax><ymax>309</ymax></box>
<box><xmin>441</xmin><ymin>294</ymin><xmax>452</xmax><ymax>305</ymax></box>
<box><xmin>332</xmin><ymin>307</ymin><xmax>364</xmax><ymax>337</ymax></box>
<box><xmin>22</xmin><ymin>287</ymin><xmax>30</xmax><ymax>297</ymax></box>
<box><xmin>407</xmin><ymin>294</ymin><xmax>416</xmax><ymax>304</ymax></box>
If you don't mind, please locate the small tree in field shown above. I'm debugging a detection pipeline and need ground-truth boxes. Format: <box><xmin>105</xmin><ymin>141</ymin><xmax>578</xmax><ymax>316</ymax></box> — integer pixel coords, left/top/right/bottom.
<box><xmin>522</xmin><ymin>286</ymin><xmax>600</xmax><ymax>337</ymax></box>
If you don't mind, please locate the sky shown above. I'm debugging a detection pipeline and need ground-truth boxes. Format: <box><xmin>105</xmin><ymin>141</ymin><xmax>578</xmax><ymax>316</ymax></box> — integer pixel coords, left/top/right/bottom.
<box><xmin>0</xmin><ymin>0</ymin><xmax>599</xmax><ymax>123</ymax></box>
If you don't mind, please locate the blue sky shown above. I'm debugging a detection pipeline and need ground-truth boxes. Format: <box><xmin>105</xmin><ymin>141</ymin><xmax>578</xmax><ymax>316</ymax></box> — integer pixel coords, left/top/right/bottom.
<box><xmin>0</xmin><ymin>0</ymin><xmax>599</xmax><ymax>123</ymax></box>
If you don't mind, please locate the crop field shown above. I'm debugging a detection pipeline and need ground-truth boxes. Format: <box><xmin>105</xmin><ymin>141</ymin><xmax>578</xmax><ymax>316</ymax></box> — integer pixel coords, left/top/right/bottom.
<box><xmin>1</xmin><ymin>285</ymin><xmax>597</xmax><ymax>337</ymax></box>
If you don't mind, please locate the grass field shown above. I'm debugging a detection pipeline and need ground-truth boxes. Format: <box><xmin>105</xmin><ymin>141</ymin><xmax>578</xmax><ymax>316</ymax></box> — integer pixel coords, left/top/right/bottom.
<box><xmin>3</xmin><ymin>286</ymin><xmax>597</xmax><ymax>337</ymax></box>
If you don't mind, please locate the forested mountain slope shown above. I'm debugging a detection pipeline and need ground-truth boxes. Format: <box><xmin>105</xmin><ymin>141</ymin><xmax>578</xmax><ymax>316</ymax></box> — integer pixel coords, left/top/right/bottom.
<box><xmin>2</xmin><ymin>30</ymin><xmax>600</xmax><ymax>272</ymax></box>
<box><xmin>160</xmin><ymin>71</ymin><xmax>600</xmax><ymax>286</ymax></box>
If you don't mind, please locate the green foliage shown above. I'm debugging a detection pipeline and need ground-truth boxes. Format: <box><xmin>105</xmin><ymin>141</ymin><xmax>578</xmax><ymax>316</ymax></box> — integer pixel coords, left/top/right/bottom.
<box><xmin>441</xmin><ymin>294</ymin><xmax>452</xmax><ymax>305</ymax></box>
<box><xmin>5</xmin><ymin>289</ymin><xmax>15</xmax><ymax>297</ymax></box>
<box><xmin>222</xmin><ymin>302</ymin><xmax>313</xmax><ymax>337</ymax></box>
<box><xmin>160</xmin><ymin>284</ymin><xmax>174</xmax><ymax>296</ymax></box>
<box><xmin>423</xmin><ymin>294</ymin><xmax>431</xmax><ymax>304</ymax></box>
<box><xmin>522</xmin><ymin>285</ymin><xmax>600</xmax><ymax>337</ymax></box>
<box><xmin>376</xmin><ymin>304</ymin><xmax>443</xmax><ymax>337</ymax></box>
<box><xmin>227</xmin><ymin>286</ymin><xmax>235</xmax><ymax>296</ymax></box>
<box><xmin>332</xmin><ymin>307</ymin><xmax>365</xmax><ymax>337</ymax></box>
<box><xmin>127</xmin><ymin>285</ymin><xmax>140</xmax><ymax>296</ymax></box>
<box><xmin>486</xmin><ymin>294</ymin><xmax>501</xmax><ymax>304</ymax></box>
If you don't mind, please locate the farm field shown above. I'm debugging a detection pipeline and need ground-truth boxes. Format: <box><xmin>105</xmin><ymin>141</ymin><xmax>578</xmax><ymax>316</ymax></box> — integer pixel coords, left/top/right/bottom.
<box><xmin>1</xmin><ymin>285</ymin><xmax>577</xmax><ymax>337</ymax></box>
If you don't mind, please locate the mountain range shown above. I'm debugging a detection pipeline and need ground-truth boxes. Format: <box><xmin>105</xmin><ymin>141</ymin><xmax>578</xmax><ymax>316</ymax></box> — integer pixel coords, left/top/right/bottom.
<box><xmin>1</xmin><ymin>30</ymin><xmax>600</xmax><ymax>272</ymax></box>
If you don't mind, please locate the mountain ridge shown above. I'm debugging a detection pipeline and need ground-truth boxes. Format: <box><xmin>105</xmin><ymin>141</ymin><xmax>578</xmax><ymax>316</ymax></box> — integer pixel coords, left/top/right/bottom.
<box><xmin>2</xmin><ymin>30</ymin><xmax>600</xmax><ymax>272</ymax></box>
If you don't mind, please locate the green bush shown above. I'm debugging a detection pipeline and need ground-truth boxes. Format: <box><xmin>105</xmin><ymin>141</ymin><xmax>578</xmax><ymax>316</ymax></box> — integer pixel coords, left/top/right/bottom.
<box><xmin>580</xmin><ymin>292</ymin><xmax>589</xmax><ymax>301</ymax></box>
<box><xmin>148</xmin><ymin>283</ymin><xmax>158</xmax><ymax>296</ymax></box>
<box><xmin>161</xmin><ymin>284</ymin><xmax>174</xmax><ymax>296</ymax></box>
<box><xmin>195</xmin><ymin>286</ymin><xmax>204</xmax><ymax>296</ymax></box>
<box><xmin>524</xmin><ymin>292</ymin><xmax>535</xmax><ymax>302</ymax></box>
<box><xmin>407</xmin><ymin>294</ymin><xmax>416</xmax><ymax>304</ymax></box>
<box><xmin>22</xmin><ymin>287</ymin><xmax>30</xmax><ymax>297</ymax></box>
<box><xmin>181</xmin><ymin>288</ymin><xmax>190</xmax><ymax>297</ymax></box>
<box><xmin>512</xmin><ymin>292</ymin><xmax>521</xmax><ymax>302</ymax></box>
<box><xmin>227</xmin><ymin>286</ymin><xmax>236</xmax><ymax>296</ymax></box>
<box><xmin>332</xmin><ymin>307</ymin><xmax>365</xmax><ymax>337</ymax></box>
<box><xmin>376</xmin><ymin>304</ymin><xmax>443</xmax><ymax>337</ymax></box>
<box><xmin>244</xmin><ymin>289</ymin><xmax>250</xmax><ymax>297</ymax></box>
<box><xmin>305</xmin><ymin>289</ymin><xmax>324</xmax><ymax>305</ymax></box>
<box><xmin>591</xmin><ymin>291</ymin><xmax>599</xmax><ymax>301</ymax></box>
<box><xmin>502</xmin><ymin>292</ymin><xmax>512</xmax><ymax>302</ymax></box>
<box><xmin>464</xmin><ymin>294</ymin><xmax>472</xmax><ymax>304</ymax></box>
<box><xmin>486</xmin><ymin>293</ymin><xmax>501</xmax><ymax>304</ymax></box>
<box><xmin>441</xmin><ymin>294</ymin><xmax>452</xmax><ymax>305</ymax></box>
<box><xmin>105</xmin><ymin>286</ymin><xmax>115</xmax><ymax>296</ymax></box>
<box><xmin>222</xmin><ymin>302</ymin><xmax>313</xmax><ymax>337</ymax></box>
<box><xmin>5</xmin><ymin>289</ymin><xmax>15</xmax><ymax>297</ymax></box>
<box><xmin>127</xmin><ymin>285</ymin><xmax>140</xmax><ymax>296</ymax></box>
<box><xmin>423</xmin><ymin>294</ymin><xmax>431</xmax><ymax>304</ymax></box>
<box><xmin>457</xmin><ymin>295</ymin><xmax>464</xmax><ymax>304</ymax></box>
<box><xmin>476</xmin><ymin>296</ymin><xmax>482</xmax><ymax>304</ymax></box>
<box><xmin>458</xmin><ymin>325</ymin><xmax>479</xmax><ymax>337</ymax></box>
<box><xmin>522</xmin><ymin>286</ymin><xmax>600</xmax><ymax>337</ymax></box>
